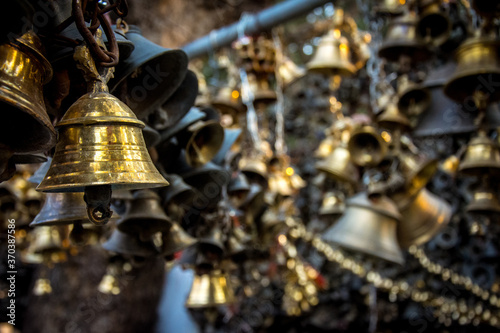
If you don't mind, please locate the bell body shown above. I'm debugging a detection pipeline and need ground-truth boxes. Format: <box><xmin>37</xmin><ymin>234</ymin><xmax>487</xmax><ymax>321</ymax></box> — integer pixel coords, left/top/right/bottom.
<box><xmin>30</xmin><ymin>192</ymin><xmax>118</xmax><ymax>227</ymax></box>
<box><xmin>378</xmin><ymin>12</ymin><xmax>430</xmax><ymax>62</ymax></box>
<box><xmin>347</xmin><ymin>126</ymin><xmax>388</xmax><ymax>167</ymax></box>
<box><xmin>161</xmin><ymin>222</ymin><xmax>197</xmax><ymax>257</ymax></box>
<box><xmin>29</xmin><ymin>226</ymin><xmax>63</xmax><ymax>255</ymax></box>
<box><xmin>319</xmin><ymin>191</ymin><xmax>345</xmax><ymax>216</ymax></box>
<box><xmin>459</xmin><ymin>132</ymin><xmax>500</xmax><ymax>176</ymax></box>
<box><xmin>278</xmin><ymin>56</ymin><xmax>306</xmax><ymax>88</ymax></box>
<box><xmin>250</xmin><ymin>75</ymin><xmax>277</xmax><ymax>105</ymax></box>
<box><xmin>163</xmin><ymin>174</ymin><xmax>197</xmax><ymax>206</ymax></box>
<box><xmin>307</xmin><ymin>30</ymin><xmax>356</xmax><ymax>76</ymax></box>
<box><xmin>0</xmin><ymin>30</ymin><xmax>56</xmax><ymax>153</ymax></box>
<box><xmin>444</xmin><ymin>36</ymin><xmax>500</xmax><ymax>103</ymax></box>
<box><xmin>416</xmin><ymin>1</ymin><xmax>451</xmax><ymax>46</ymax></box>
<box><xmin>397</xmin><ymin>76</ymin><xmax>431</xmax><ymax>117</ymax></box>
<box><xmin>103</xmin><ymin>229</ymin><xmax>158</xmax><ymax>257</ymax></box>
<box><xmin>316</xmin><ymin>145</ymin><xmax>359</xmax><ymax>185</ymax></box>
<box><xmin>399</xmin><ymin>153</ymin><xmax>438</xmax><ymax>199</ymax></box>
<box><xmin>186</xmin><ymin>270</ymin><xmax>235</xmax><ymax>308</ymax></box>
<box><xmin>466</xmin><ymin>187</ymin><xmax>500</xmax><ymax>215</ymax></box>
<box><xmin>323</xmin><ymin>193</ymin><xmax>404</xmax><ymax>265</ymax></box>
<box><xmin>377</xmin><ymin>102</ymin><xmax>411</xmax><ymax>131</ymax></box>
<box><xmin>108</xmin><ymin>25</ymin><xmax>188</xmax><ymax>119</ymax></box>
<box><xmin>37</xmin><ymin>82</ymin><xmax>168</xmax><ymax>192</ymax></box>
<box><xmin>397</xmin><ymin>188</ymin><xmax>451</xmax><ymax>248</ymax></box>
<box><xmin>212</xmin><ymin>87</ymin><xmax>245</xmax><ymax>124</ymax></box>
<box><xmin>185</xmin><ymin>120</ymin><xmax>225</xmax><ymax>167</ymax></box>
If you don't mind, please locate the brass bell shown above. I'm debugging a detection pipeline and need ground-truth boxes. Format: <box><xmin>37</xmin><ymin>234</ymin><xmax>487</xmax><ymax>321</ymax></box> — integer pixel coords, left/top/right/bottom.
<box><xmin>31</xmin><ymin>192</ymin><xmax>117</xmax><ymax>227</ymax></box>
<box><xmin>152</xmin><ymin>70</ymin><xmax>198</xmax><ymax>130</ymax></box>
<box><xmin>226</xmin><ymin>234</ymin><xmax>247</xmax><ymax>259</ymax></box>
<box><xmin>471</xmin><ymin>0</ymin><xmax>500</xmax><ymax>19</ymax></box>
<box><xmin>398</xmin><ymin>152</ymin><xmax>438</xmax><ymax>199</ymax></box>
<box><xmin>278</xmin><ymin>55</ymin><xmax>306</xmax><ymax>88</ymax></box>
<box><xmin>108</xmin><ymin>25</ymin><xmax>189</xmax><ymax>119</ymax></box>
<box><xmin>185</xmin><ymin>270</ymin><xmax>235</xmax><ymax>308</ymax></box>
<box><xmin>444</xmin><ymin>36</ymin><xmax>500</xmax><ymax>104</ymax></box>
<box><xmin>161</xmin><ymin>222</ymin><xmax>197</xmax><ymax>257</ymax></box>
<box><xmin>248</xmin><ymin>74</ymin><xmax>277</xmax><ymax>106</ymax></box>
<box><xmin>212</xmin><ymin>128</ymin><xmax>242</xmax><ymax>165</ymax></box>
<box><xmin>162</xmin><ymin>174</ymin><xmax>197</xmax><ymax>206</ymax></box>
<box><xmin>181</xmin><ymin>160</ymin><xmax>230</xmax><ymax>203</ymax></box>
<box><xmin>459</xmin><ymin>131</ymin><xmax>500</xmax><ymax>176</ymax></box>
<box><xmin>316</xmin><ymin>145</ymin><xmax>359</xmax><ymax>185</ymax></box>
<box><xmin>375</xmin><ymin>0</ymin><xmax>406</xmax><ymax>15</ymax></box>
<box><xmin>212</xmin><ymin>87</ymin><xmax>245</xmax><ymax>126</ymax></box>
<box><xmin>228</xmin><ymin>173</ymin><xmax>251</xmax><ymax>208</ymax></box>
<box><xmin>117</xmin><ymin>190</ymin><xmax>171</xmax><ymax>241</ymax></box>
<box><xmin>307</xmin><ymin>29</ymin><xmax>356</xmax><ymax>77</ymax></box>
<box><xmin>323</xmin><ymin>192</ymin><xmax>405</xmax><ymax>265</ymax></box>
<box><xmin>239</xmin><ymin>155</ymin><xmax>269</xmax><ymax>186</ymax></box>
<box><xmin>199</xmin><ymin>224</ymin><xmax>225</xmax><ymax>256</ymax></box>
<box><xmin>397</xmin><ymin>75</ymin><xmax>431</xmax><ymax>117</ymax></box>
<box><xmin>184</xmin><ymin>120</ymin><xmax>225</xmax><ymax>167</ymax></box>
<box><xmin>466</xmin><ymin>184</ymin><xmax>500</xmax><ymax>215</ymax></box>
<box><xmin>0</xmin><ymin>30</ymin><xmax>56</xmax><ymax>153</ymax></box>
<box><xmin>416</xmin><ymin>0</ymin><xmax>451</xmax><ymax>47</ymax></box>
<box><xmin>28</xmin><ymin>226</ymin><xmax>64</xmax><ymax>256</ymax></box>
<box><xmin>319</xmin><ymin>191</ymin><xmax>345</xmax><ymax>216</ymax></box>
<box><xmin>347</xmin><ymin>126</ymin><xmax>388</xmax><ymax>167</ymax></box>
<box><xmin>377</xmin><ymin>102</ymin><xmax>411</xmax><ymax>131</ymax></box>
<box><xmin>397</xmin><ymin>188</ymin><xmax>451</xmax><ymax>248</ymax></box>
<box><xmin>159</xmin><ymin>107</ymin><xmax>206</xmax><ymax>143</ymax></box>
<box><xmin>102</xmin><ymin>228</ymin><xmax>158</xmax><ymax>257</ymax></box>
<box><xmin>378</xmin><ymin>12</ymin><xmax>430</xmax><ymax>63</ymax></box>
<box><xmin>37</xmin><ymin>46</ymin><xmax>168</xmax><ymax>225</ymax></box>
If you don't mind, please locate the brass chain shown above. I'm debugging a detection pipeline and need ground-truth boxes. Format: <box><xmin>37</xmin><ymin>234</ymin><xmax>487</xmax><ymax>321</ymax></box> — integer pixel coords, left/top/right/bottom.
<box><xmin>286</xmin><ymin>223</ymin><xmax>500</xmax><ymax>328</ymax></box>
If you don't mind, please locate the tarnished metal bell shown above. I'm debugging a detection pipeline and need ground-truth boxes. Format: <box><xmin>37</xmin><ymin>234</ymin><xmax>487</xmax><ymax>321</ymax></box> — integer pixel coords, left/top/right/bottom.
<box><xmin>240</xmin><ymin>184</ymin><xmax>267</xmax><ymax>221</ymax></box>
<box><xmin>472</xmin><ymin>0</ymin><xmax>500</xmax><ymax>19</ymax></box>
<box><xmin>102</xmin><ymin>228</ymin><xmax>158</xmax><ymax>257</ymax></box>
<box><xmin>161</xmin><ymin>222</ymin><xmax>197</xmax><ymax>257</ymax></box>
<box><xmin>0</xmin><ymin>30</ymin><xmax>56</xmax><ymax>153</ymax></box>
<box><xmin>184</xmin><ymin>120</ymin><xmax>225</xmax><ymax>167</ymax></box>
<box><xmin>185</xmin><ymin>270</ymin><xmax>235</xmax><ymax>308</ymax></box>
<box><xmin>152</xmin><ymin>70</ymin><xmax>198</xmax><ymax>130</ymax></box>
<box><xmin>109</xmin><ymin>25</ymin><xmax>188</xmax><ymax>119</ymax></box>
<box><xmin>117</xmin><ymin>190</ymin><xmax>171</xmax><ymax>241</ymax></box>
<box><xmin>307</xmin><ymin>29</ymin><xmax>356</xmax><ymax>77</ymax></box>
<box><xmin>397</xmin><ymin>188</ymin><xmax>451</xmax><ymax>248</ymax></box>
<box><xmin>319</xmin><ymin>191</ymin><xmax>345</xmax><ymax>216</ymax></box>
<box><xmin>278</xmin><ymin>55</ymin><xmax>306</xmax><ymax>88</ymax></box>
<box><xmin>459</xmin><ymin>131</ymin><xmax>500</xmax><ymax>176</ymax></box>
<box><xmin>30</xmin><ymin>192</ymin><xmax>118</xmax><ymax>227</ymax></box>
<box><xmin>378</xmin><ymin>12</ymin><xmax>430</xmax><ymax>62</ymax></box>
<box><xmin>444</xmin><ymin>36</ymin><xmax>500</xmax><ymax>103</ymax></box>
<box><xmin>377</xmin><ymin>102</ymin><xmax>411</xmax><ymax>131</ymax></box>
<box><xmin>397</xmin><ymin>75</ymin><xmax>431</xmax><ymax>117</ymax></box>
<box><xmin>414</xmin><ymin>63</ymin><xmax>500</xmax><ymax>137</ymax></box>
<box><xmin>398</xmin><ymin>152</ymin><xmax>438</xmax><ymax>199</ymax></box>
<box><xmin>466</xmin><ymin>185</ymin><xmax>500</xmax><ymax>215</ymax></box>
<box><xmin>323</xmin><ymin>192</ymin><xmax>405</xmax><ymax>265</ymax></box>
<box><xmin>239</xmin><ymin>155</ymin><xmax>269</xmax><ymax>186</ymax></box>
<box><xmin>199</xmin><ymin>224</ymin><xmax>225</xmax><ymax>256</ymax></box>
<box><xmin>416</xmin><ymin>0</ymin><xmax>451</xmax><ymax>46</ymax></box>
<box><xmin>163</xmin><ymin>174</ymin><xmax>197</xmax><ymax>206</ymax></box>
<box><xmin>249</xmin><ymin>74</ymin><xmax>277</xmax><ymax>105</ymax></box>
<box><xmin>347</xmin><ymin>126</ymin><xmax>388</xmax><ymax>167</ymax></box>
<box><xmin>181</xmin><ymin>160</ymin><xmax>230</xmax><ymax>205</ymax></box>
<box><xmin>316</xmin><ymin>145</ymin><xmax>359</xmax><ymax>185</ymax></box>
<box><xmin>37</xmin><ymin>74</ymin><xmax>168</xmax><ymax>192</ymax></box>
<box><xmin>159</xmin><ymin>107</ymin><xmax>205</xmax><ymax>143</ymax></box>
<box><xmin>28</xmin><ymin>226</ymin><xmax>64</xmax><ymax>255</ymax></box>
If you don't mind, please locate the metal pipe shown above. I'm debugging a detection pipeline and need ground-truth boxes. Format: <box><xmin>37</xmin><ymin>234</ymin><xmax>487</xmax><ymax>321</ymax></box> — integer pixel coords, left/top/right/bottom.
<box><xmin>181</xmin><ymin>0</ymin><xmax>333</xmax><ymax>59</ymax></box>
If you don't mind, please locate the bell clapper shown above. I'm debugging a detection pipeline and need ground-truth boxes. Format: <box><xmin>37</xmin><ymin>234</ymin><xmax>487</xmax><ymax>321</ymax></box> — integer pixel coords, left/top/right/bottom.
<box><xmin>84</xmin><ymin>185</ymin><xmax>113</xmax><ymax>226</ymax></box>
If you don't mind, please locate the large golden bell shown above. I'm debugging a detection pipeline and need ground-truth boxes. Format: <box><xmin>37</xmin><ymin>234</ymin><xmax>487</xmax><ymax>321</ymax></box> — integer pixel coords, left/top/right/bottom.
<box><xmin>185</xmin><ymin>270</ymin><xmax>235</xmax><ymax>308</ymax></box>
<box><xmin>316</xmin><ymin>145</ymin><xmax>359</xmax><ymax>185</ymax></box>
<box><xmin>37</xmin><ymin>81</ymin><xmax>168</xmax><ymax>192</ymax></box>
<box><xmin>444</xmin><ymin>36</ymin><xmax>500</xmax><ymax>103</ymax></box>
<box><xmin>378</xmin><ymin>12</ymin><xmax>430</xmax><ymax>62</ymax></box>
<box><xmin>323</xmin><ymin>193</ymin><xmax>404</xmax><ymax>265</ymax></box>
<box><xmin>161</xmin><ymin>222</ymin><xmax>197</xmax><ymax>257</ymax></box>
<box><xmin>30</xmin><ymin>192</ymin><xmax>117</xmax><ymax>227</ymax></box>
<box><xmin>466</xmin><ymin>185</ymin><xmax>500</xmax><ymax>215</ymax></box>
<box><xmin>397</xmin><ymin>188</ymin><xmax>451</xmax><ymax>248</ymax></box>
<box><xmin>459</xmin><ymin>131</ymin><xmax>500</xmax><ymax>176</ymax></box>
<box><xmin>416</xmin><ymin>0</ymin><xmax>451</xmax><ymax>46</ymax></box>
<box><xmin>0</xmin><ymin>30</ymin><xmax>56</xmax><ymax>153</ymax></box>
<box><xmin>347</xmin><ymin>126</ymin><xmax>388</xmax><ymax>167</ymax></box>
<box><xmin>117</xmin><ymin>189</ymin><xmax>171</xmax><ymax>241</ymax></box>
<box><xmin>307</xmin><ymin>29</ymin><xmax>356</xmax><ymax>77</ymax></box>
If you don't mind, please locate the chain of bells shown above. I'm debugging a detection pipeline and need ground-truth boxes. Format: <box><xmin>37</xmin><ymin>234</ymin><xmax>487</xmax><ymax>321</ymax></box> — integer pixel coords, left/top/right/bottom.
<box><xmin>284</xmin><ymin>222</ymin><xmax>500</xmax><ymax>328</ymax></box>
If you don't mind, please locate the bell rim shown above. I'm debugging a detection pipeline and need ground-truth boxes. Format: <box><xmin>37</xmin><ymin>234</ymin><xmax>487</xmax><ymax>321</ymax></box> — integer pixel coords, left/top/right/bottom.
<box><xmin>37</xmin><ymin>181</ymin><xmax>169</xmax><ymax>193</ymax></box>
<box><xmin>315</xmin><ymin>161</ymin><xmax>359</xmax><ymax>184</ymax></box>
<box><xmin>443</xmin><ymin>71</ymin><xmax>500</xmax><ymax>102</ymax></box>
